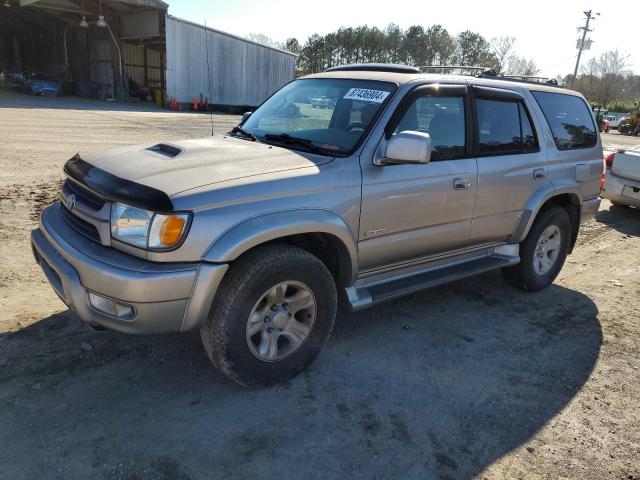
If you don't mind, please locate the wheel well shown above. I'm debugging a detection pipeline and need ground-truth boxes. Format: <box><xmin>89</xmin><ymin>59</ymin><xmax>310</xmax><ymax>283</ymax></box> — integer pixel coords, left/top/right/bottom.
<box><xmin>284</xmin><ymin>233</ymin><xmax>353</xmax><ymax>287</ymax></box>
<box><xmin>538</xmin><ymin>194</ymin><xmax>580</xmax><ymax>253</ymax></box>
<box><xmin>235</xmin><ymin>233</ymin><xmax>354</xmax><ymax>288</ymax></box>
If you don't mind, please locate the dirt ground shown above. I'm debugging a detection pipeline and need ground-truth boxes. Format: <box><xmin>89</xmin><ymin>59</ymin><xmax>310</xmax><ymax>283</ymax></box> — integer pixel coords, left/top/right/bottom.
<box><xmin>1</xmin><ymin>89</ymin><xmax>639</xmax><ymax>480</ymax></box>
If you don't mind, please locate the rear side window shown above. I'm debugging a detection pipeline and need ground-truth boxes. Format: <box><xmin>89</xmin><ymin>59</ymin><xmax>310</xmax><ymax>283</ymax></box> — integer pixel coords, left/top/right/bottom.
<box><xmin>476</xmin><ymin>99</ymin><xmax>539</xmax><ymax>155</ymax></box>
<box><xmin>531</xmin><ymin>91</ymin><xmax>597</xmax><ymax>150</ymax></box>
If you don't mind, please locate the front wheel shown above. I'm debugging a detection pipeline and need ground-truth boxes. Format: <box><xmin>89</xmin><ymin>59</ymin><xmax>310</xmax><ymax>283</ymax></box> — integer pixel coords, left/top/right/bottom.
<box><xmin>502</xmin><ymin>206</ymin><xmax>572</xmax><ymax>291</ymax></box>
<box><xmin>200</xmin><ymin>244</ymin><xmax>337</xmax><ymax>387</ymax></box>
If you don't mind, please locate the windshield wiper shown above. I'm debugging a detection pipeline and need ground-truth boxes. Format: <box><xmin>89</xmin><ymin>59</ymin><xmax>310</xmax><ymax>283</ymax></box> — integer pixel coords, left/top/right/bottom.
<box><xmin>230</xmin><ymin>125</ymin><xmax>260</xmax><ymax>142</ymax></box>
<box><xmin>263</xmin><ymin>133</ymin><xmax>332</xmax><ymax>155</ymax></box>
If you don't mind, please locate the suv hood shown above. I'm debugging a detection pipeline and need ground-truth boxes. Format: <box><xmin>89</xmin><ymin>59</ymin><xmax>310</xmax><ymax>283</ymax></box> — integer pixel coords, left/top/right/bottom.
<box><xmin>80</xmin><ymin>135</ymin><xmax>334</xmax><ymax>197</ymax></box>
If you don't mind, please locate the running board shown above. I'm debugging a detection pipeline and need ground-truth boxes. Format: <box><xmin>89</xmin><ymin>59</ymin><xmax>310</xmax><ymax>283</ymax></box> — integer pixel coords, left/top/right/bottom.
<box><xmin>346</xmin><ymin>255</ymin><xmax>518</xmax><ymax>311</ymax></box>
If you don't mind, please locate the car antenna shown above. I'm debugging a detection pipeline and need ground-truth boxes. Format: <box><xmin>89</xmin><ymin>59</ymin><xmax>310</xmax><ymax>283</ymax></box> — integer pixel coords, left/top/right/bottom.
<box><xmin>204</xmin><ymin>20</ymin><xmax>214</xmax><ymax>136</ymax></box>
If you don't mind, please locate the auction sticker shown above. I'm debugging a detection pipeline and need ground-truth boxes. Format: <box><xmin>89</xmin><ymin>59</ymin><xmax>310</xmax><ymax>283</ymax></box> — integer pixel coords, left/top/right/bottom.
<box><xmin>343</xmin><ymin>88</ymin><xmax>390</xmax><ymax>103</ymax></box>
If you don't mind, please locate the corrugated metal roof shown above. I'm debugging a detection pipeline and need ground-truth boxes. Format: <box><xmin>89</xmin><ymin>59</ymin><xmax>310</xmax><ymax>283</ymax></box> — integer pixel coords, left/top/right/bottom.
<box><xmin>20</xmin><ymin>0</ymin><xmax>168</xmax><ymax>12</ymax></box>
<box><xmin>107</xmin><ymin>0</ymin><xmax>168</xmax><ymax>10</ymax></box>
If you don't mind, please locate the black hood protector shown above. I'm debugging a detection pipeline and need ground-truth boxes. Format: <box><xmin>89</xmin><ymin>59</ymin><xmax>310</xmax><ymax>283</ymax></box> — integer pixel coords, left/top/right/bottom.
<box><xmin>64</xmin><ymin>154</ymin><xmax>174</xmax><ymax>212</ymax></box>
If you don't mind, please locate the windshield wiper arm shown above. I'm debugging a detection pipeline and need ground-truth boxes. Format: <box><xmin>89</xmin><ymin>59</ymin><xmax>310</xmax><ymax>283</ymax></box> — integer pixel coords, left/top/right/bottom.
<box><xmin>230</xmin><ymin>125</ymin><xmax>260</xmax><ymax>142</ymax></box>
<box><xmin>263</xmin><ymin>133</ymin><xmax>331</xmax><ymax>155</ymax></box>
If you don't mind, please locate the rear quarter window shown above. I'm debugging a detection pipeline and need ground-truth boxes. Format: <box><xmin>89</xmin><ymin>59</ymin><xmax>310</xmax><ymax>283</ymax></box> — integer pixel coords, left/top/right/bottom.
<box><xmin>531</xmin><ymin>91</ymin><xmax>597</xmax><ymax>151</ymax></box>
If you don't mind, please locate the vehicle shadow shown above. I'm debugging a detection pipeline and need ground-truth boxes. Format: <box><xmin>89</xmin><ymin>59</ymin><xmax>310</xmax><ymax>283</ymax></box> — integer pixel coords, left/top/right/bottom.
<box><xmin>596</xmin><ymin>202</ymin><xmax>640</xmax><ymax>237</ymax></box>
<box><xmin>0</xmin><ymin>272</ymin><xmax>601</xmax><ymax>479</ymax></box>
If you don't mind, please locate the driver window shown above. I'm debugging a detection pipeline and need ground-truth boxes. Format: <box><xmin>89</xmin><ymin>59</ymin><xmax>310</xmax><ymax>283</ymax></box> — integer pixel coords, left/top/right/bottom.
<box><xmin>394</xmin><ymin>95</ymin><xmax>466</xmax><ymax>161</ymax></box>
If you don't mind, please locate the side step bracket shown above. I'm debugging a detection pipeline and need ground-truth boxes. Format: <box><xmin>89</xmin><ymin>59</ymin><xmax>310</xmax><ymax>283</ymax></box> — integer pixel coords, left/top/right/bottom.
<box><xmin>346</xmin><ymin>255</ymin><xmax>518</xmax><ymax>311</ymax></box>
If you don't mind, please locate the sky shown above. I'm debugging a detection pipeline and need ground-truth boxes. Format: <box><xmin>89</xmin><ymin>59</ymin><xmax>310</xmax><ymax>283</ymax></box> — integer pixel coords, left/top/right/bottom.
<box><xmin>168</xmin><ymin>0</ymin><xmax>639</xmax><ymax>77</ymax></box>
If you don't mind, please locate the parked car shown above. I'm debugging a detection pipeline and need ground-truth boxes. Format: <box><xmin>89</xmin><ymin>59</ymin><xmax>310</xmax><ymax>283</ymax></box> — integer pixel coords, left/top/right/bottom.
<box><xmin>606</xmin><ymin>115</ymin><xmax>625</xmax><ymax>129</ymax></box>
<box><xmin>0</xmin><ymin>71</ymin><xmax>27</xmax><ymax>88</ymax></box>
<box><xmin>32</xmin><ymin>64</ymin><xmax>602</xmax><ymax>386</ymax></box>
<box><xmin>614</xmin><ymin>117</ymin><xmax>629</xmax><ymax>130</ymax></box>
<box><xmin>21</xmin><ymin>74</ymin><xmax>61</xmax><ymax>96</ymax></box>
<box><xmin>310</xmin><ymin>97</ymin><xmax>335</xmax><ymax>108</ymax></box>
<box><xmin>601</xmin><ymin>147</ymin><xmax>640</xmax><ymax>208</ymax></box>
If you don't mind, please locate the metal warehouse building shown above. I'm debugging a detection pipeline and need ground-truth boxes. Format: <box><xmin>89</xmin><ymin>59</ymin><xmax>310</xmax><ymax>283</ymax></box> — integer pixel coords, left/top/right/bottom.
<box><xmin>165</xmin><ymin>16</ymin><xmax>296</xmax><ymax>108</ymax></box>
<box><xmin>0</xmin><ymin>0</ymin><xmax>296</xmax><ymax>108</ymax></box>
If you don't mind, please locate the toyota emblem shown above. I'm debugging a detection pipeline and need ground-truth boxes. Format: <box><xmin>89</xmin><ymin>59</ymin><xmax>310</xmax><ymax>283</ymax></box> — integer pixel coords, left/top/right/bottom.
<box><xmin>67</xmin><ymin>193</ymin><xmax>77</xmax><ymax>211</ymax></box>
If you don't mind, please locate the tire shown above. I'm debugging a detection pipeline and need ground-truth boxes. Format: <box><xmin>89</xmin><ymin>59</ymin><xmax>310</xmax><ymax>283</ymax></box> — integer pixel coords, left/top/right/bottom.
<box><xmin>200</xmin><ymin>244</ymin><xmax>337</xmax><ymax>387</ymax></box>
<box><xmin>502</xmin><ymin>206</ymin><xmax>572</xmax><ymax>291</ymax></box>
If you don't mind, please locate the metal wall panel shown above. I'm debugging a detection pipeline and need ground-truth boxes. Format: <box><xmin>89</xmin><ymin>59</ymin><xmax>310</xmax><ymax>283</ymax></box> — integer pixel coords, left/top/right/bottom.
<box><xmin>165</xmin><ymin>15</ymin><xmax>296</xmax><ymax>107</ymax></box>
<box><xmin>121</xmin><ymin>11</ymin><xmax>161</xmax><ymax>39</ymax></box>
<box><xmin>123</xmin><ymin>43</ymin><xmax>163</xmax><ymax>87</ymax></box>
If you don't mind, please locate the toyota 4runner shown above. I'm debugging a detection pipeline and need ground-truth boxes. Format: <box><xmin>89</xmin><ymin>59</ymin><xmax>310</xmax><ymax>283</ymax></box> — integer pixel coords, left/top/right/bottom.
<box><xmin>32</xmin><ymin>64</ymin><xmax>602</xmax><ymax>386</ymax></box>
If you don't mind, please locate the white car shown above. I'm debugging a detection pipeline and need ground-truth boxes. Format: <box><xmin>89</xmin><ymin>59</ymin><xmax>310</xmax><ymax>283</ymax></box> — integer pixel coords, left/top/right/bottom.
<box><xmin>601</xmin><ymin>146</ymin><xmax>640</xmax><ymax>208</ymax></box>
<box><xmin>607</xmin><ymin>116</ymin><xmax>627</xmax><ymax>129</ymax></box>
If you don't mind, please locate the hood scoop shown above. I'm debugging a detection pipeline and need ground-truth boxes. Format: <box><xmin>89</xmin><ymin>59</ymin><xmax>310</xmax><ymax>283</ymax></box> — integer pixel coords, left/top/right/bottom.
<box><xmin>147</xmin><ymin>143</ymin><xmax>182</xmax><ymax>158</ymax></box>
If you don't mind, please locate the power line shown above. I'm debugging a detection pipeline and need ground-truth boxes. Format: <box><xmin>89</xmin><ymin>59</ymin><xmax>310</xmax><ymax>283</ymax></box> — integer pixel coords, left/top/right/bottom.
<box><xmin>571</xmin><ymin>9</ymin><xmax>599</xmax><ymax>88</ymax></box>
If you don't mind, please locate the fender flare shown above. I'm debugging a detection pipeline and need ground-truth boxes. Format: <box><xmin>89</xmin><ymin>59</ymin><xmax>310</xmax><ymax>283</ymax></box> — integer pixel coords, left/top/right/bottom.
<box><xmin>203</xmin><ymin>209</ymin><xmax>359</xmax><ymax>284</ymax></box>
<box><xmin>510</xmin><ymin>180</ymin><xmax>582</xmax><ymax>244</ymax></box>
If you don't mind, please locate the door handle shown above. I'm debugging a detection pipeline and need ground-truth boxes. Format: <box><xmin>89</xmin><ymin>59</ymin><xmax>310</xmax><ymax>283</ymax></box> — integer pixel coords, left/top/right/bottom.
<box><xmin>454</xmin><ymin>177</ymin><xmax>471</xmax><ymax>190</ymax></box>
<box><xmin>533</xmin><ymin>168</ymin><xmax>546</xmax><ymax>180</ymax></box>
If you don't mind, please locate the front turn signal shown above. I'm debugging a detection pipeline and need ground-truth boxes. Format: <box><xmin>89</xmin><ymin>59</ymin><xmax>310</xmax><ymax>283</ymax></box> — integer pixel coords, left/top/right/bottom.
<box><xmin>148</xmin><ymin>213</ymin><xmax>191</xmax><ymax>249</ymax></box>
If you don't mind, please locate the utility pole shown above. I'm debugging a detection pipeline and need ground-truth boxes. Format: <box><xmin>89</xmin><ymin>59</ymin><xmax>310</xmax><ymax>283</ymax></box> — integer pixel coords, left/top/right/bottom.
<box><xmin>571</xmin><ymin>10</ymin><xmax>599</xmax><ymax>88</ymax></box>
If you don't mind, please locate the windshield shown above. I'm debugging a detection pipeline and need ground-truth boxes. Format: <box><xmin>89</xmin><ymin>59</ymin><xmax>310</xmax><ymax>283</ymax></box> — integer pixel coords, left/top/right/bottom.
<box><xmin>241</xmin><ymin>78</ymin><xmax>396</xmax><ymax>155</ymax></box>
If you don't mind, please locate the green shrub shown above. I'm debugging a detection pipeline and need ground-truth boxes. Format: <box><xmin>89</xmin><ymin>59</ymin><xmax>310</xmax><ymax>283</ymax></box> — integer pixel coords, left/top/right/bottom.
<box><xmin>606</xmin><ymin>100</ymin><xmax>637</xmax><ymax>113</ymax></box>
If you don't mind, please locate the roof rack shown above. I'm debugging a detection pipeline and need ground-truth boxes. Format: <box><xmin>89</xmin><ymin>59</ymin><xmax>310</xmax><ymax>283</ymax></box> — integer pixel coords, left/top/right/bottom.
<box><xmin>419</xmin><ymin>66</ymin><xmax>560</xmax><ymax>87</ymax></box>
<box><xmin>418</xmin><ymin>65</ymin><xmax>497</xmax><ymax>76</ymax></box>
<box><xmin>488</xmin><ymin>73</ymin><xmax>559</xmax><ymax>87</ymax></box>
<box><xmin>322</xmin><ymin>64</ymin><xmax>561</xmax><ymax>87</ymax></box>
<box><xmin>324</xmin><ymin>63</ymin><xmax>421</xmax><ymax>74</ymax></box>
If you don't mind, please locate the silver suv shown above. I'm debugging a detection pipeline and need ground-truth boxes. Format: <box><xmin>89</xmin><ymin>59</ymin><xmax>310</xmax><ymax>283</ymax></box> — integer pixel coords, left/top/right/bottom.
<box><xmin>32</xmin><ymin>64</ymin><xmax>602</xmax><ymax>386</ymax></box>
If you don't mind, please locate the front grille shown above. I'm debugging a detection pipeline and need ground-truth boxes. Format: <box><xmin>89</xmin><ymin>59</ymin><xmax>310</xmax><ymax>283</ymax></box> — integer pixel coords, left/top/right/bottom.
<box><xmin>62</xmin><ymin>180</ymin><xmax>105</xmax><ymax>211</ymax></box>
<box><xmin>61</xmin><ymin>204</ymin><xmax>101</xmax><ymax>243</ymax></box>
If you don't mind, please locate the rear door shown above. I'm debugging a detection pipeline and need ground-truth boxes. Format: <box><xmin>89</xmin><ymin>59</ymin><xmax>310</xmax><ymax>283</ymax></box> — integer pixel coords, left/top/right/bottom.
<box><xmin>531</xmin><ymin>90</ymin><xmax>603</xmax><ymax>202</ymax></box>
<box><xmin>469</xmin><ymin>86</ymin><xmax>548</xmax><ymax>245</ymax></box>
<box><xmin>358</xmin><ymin>84</ymin><xmax>478</xmax><ymax>272</ymax></box>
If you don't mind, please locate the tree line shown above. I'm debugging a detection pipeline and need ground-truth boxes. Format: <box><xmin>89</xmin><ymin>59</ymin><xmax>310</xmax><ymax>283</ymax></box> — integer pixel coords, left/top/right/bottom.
<box><xmin>249</xmin><ymin>28</ymin><xmax>637</xmax><ymax>111</ymax></box>
<box><xmin>561</xmin><ymin>50</ymin><xmax>640</xmax><ymax>111</ymax></box>
<box><xmin>279</xmin><ymin>25</ymin><xmax>538</xmax><ymax>77</ymax></box>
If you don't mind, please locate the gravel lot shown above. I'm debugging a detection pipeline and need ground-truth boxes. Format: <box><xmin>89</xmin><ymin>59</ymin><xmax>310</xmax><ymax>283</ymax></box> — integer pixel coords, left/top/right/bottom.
<box><xmin>1</xmin><ymin>90</ymin><xmax>639</xmax><ymax>480</ymax></box>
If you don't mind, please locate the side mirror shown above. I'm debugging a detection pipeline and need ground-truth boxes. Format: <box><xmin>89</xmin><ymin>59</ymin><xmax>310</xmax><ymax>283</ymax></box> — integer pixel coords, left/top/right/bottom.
<box><xmin>241</xmin><ymin>111</ymin><xmax>253</xmax><ymax>124</ymax></box>
<box><xmin>377</xmin><ymin>131</ymin><xmax>432</xmax><ymax>166</ymax></box>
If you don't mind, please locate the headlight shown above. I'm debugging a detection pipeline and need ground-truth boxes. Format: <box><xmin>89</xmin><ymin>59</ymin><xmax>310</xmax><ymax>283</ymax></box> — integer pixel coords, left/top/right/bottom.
<box><xmin>110</xmin><ymin>203</ymin><xmax>191</xmax><ymax>250</ymax></box>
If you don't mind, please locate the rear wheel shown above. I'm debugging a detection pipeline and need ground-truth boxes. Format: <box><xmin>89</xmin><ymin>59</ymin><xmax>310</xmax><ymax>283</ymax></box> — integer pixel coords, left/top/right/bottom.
<box><xmin>200</xmin><ymin>244</ymin><xmax>337</xmax><ymax>387</ymax></box>
<box><xmin>502</xmin><ymin>206</ymin><xmax>572</xmax><ymax>291</ymax></box>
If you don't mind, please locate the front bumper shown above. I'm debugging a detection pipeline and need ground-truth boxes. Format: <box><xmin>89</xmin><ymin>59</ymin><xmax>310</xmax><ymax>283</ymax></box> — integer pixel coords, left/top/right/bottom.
<box><xmin>31</xmin><ymin>203</ymin><xmax>228</xmax><ymax>334</ymax></box>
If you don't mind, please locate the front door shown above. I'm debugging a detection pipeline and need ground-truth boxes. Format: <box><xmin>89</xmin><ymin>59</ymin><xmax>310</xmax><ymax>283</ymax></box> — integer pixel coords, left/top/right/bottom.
<box><xmin>358</xmin><ymin>84</ymin><xmax>478</xmax><ymax>272</ymax></box>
